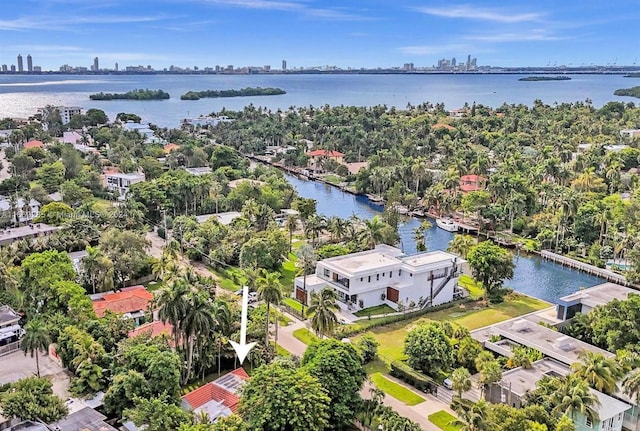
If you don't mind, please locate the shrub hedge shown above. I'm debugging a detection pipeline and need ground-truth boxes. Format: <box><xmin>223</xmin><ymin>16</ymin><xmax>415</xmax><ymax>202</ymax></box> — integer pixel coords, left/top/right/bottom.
<box><xmin>389</xmin><ymin>361</ymin><xmax>438</xmax><ymax>394</ymax></box>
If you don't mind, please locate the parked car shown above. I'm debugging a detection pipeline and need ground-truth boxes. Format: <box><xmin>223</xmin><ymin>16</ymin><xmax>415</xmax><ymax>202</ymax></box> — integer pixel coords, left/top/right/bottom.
<box><xmin>248</xmin><ymin>292</ymin><xmax>259</xmax><ymax>303</ymax></box>
<box><xmin>443</xmin><ymin>378</ymin><xmax>453</xmax><ymax>390</ymax></box>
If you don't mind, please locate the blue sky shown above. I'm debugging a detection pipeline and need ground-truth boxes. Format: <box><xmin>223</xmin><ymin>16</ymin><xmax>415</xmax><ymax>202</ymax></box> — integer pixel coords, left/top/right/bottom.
<box><xmin>0</xmin><ymin>0</ymin><xmax>638</xmax><ymax>70</ymax></box>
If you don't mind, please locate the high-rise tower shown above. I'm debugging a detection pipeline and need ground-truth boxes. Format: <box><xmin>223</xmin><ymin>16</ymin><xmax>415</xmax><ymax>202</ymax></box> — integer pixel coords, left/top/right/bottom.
<box><xmin>93</xmin><ymin>57</ymin><xmax>99</xmax><ymax>72</ymax></box>
<box><xmin>17</xmin><ymin>54</ymin><xmax>23</xmax><ymax>73</ymax></box>
<box><xmin>27</xmin><ymin>54</ymin><xmax>33</xmax><ymax>73</ymax></box>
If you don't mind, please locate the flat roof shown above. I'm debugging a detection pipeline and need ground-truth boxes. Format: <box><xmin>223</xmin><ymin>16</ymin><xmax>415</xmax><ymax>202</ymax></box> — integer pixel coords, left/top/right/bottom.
<box><xmin>401</xmin><ymin>250</ymin><xmax>464</xmax><ymax>268</ymax></box>
<box><xmin>215</xmin><ymin>211</ymin><xmax>242</xmax><ymax>225</ymax></box>
<box><xmin>476</xmin><ymin>314</ymin><xmax>614</xmax><ymax>366</ymax></box>
<box><xmin>499</xmin><ymin>359</ymin><xmax>632</xmax><ymax>419</ymax></box>
<box><xmin>558</xmin><ymin>282</ymin><xmax>638</xmax><ymax>308</ymax></box>
<box><xmin>0</xmin><ymin>224</ymin><xmax>58</xmax><ymax>242</ymax></box>
<box><xmin>500</xmin><ymin>358</ymin><xmax>569</xmax><ymax>396</ymax></box>
<box><xmin>321</xmin><ymin>247</ymin><xmax>403</xmax><ymax>277</ymax></box>
<box><xmin>106</xmin><ymin>172</ymin><xmax>144</xmax><ymax>180</ymax></box>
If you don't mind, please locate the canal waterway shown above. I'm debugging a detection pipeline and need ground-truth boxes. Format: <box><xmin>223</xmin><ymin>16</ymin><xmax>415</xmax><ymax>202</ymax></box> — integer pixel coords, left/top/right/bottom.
<box><xmin>285</xmin><ymin>174</ymin><xmax>604</xmax><ymax>304</ymax></box>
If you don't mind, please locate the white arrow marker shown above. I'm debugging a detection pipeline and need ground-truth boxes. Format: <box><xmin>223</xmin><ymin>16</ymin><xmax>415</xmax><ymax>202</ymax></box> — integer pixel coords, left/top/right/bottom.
<box><xmin>229</xmin><ymin>285</ymin><xmax>257</xmax><ymax>364</ymax></box>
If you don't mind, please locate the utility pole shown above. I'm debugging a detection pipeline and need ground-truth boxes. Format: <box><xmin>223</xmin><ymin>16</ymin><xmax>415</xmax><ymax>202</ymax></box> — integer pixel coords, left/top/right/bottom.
<box><xmin>161</xmin><ymin>209</ymin><xmax>168</xmax><ymax>244</ymax></box>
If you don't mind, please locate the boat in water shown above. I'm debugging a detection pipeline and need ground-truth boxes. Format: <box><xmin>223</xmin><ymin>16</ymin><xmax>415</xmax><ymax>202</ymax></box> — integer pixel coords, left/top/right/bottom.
<box><xmin>436</xmin><ymin>218</ymin><xmax>459</xmax><ymax>232</ymax></box>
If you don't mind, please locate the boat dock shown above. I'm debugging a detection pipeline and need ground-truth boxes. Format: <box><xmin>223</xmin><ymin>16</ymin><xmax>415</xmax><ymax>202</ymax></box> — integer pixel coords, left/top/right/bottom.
<box><xmin>541</xmin><ymin>250</ymin><xmax>635</xmax><ymax>287</ymax></box>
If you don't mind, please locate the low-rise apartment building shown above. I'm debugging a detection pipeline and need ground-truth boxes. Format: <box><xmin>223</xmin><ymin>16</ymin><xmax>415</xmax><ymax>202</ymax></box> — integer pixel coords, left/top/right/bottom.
<box><xmin>294</xmin><ymin>244</ymin><xmax>464</xmax><ymax>311</ymax></box>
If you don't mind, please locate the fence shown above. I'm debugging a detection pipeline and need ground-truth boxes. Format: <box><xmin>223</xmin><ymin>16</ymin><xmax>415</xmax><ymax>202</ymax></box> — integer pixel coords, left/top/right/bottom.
<box><xmin>0</xmin><ymin>340</ymin><xmax>20</xmax><ymax>357</ymax></box>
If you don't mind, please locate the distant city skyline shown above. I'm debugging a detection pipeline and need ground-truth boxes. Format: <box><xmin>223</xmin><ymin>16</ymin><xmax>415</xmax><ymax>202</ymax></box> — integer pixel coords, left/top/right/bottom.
<box><xmin>0</xmin><ymin>1</ymin><xmax>639</xmax><ymax>70</ymax></box>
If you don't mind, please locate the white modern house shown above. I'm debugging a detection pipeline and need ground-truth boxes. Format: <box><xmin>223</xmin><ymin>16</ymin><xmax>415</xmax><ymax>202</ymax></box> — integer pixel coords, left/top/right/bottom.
<box><xmin>293</xmin><ymin>244</ymin><xmax>465</xmax><ymax>311</ymax></box>
<box><xmin>103</xmin><ymin>171</ymin><xmax>145</xmax><ymax>199</ymax></box>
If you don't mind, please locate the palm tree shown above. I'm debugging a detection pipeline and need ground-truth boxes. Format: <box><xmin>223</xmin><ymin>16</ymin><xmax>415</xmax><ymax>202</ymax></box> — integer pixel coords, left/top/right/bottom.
<box><xmin>257</xmin><ymin>271</ymin><xmax>283</xmax><ymax>350</ymax></box>
<box><xmin>182</xmin><ymin>292</ymin><xmax>216</xmax><ymax>384</ymax></box>
<box><xmin>81</xmin><ymin>245</ymin><xmax>114</xmax><ymax>294</ymax></box>
<box><xmin>571</xmin><ymin>351</ymin><xmax>623</xmax><ymax>395</ymax></box>
<box><xmin>451</xmin><ymin>398</ymin><xmax>494</xmax><ymax>431</ymax></box>
<box><xmin>448</xmin><ymin>235</ymin><xmax>477</xmax><ymax>259</ymax></box>
<box><xmin>307</xmin><ymin>287</ymin><xmax>338</xmax><ymax>338</ymax></box>
<box><xmin>551</xmin><ymin>375</ymin><xmax>600</xmax><ymax>425</ymax></box>
<box><xmin>414</xmin><ymin>227</ymin><xmax>427</xmax><ymax>252</ymax></box>
<box><xmin>21</xmin><ymin>318</ymin><xmax>51</xmax><ymax>377</ymax></box>
<box><xmin>295</xmin><ymin>244</ymin><xmax>316</xmax><ymax>309</ymax></box>
<box><xmin>623</xmin><ymin>368</ymin><xmax>640</xmax><ymax>431</ymax></box>
<box><xmin>362</xmin><ymin>215</ymin><xmax>386</xmax><ymax>249</ymax></box>
<box><xmin>477</xmin><ymin>360</ymin><xmax>502</xmax><ymax>399</ymax></box>
<box><xmin>451</xmin><ymin>367</ymin><xmax>472</xmax><ymax>399</ymax></box>
<box><xmin>155</xmin><ymin>280</ymin><xmax>189</xmax><ymax>351</ymax></box>
<box><xmin>285</xmin><ymin>215</ymin><xmax>298</xmax><ymax>253</ymax></box>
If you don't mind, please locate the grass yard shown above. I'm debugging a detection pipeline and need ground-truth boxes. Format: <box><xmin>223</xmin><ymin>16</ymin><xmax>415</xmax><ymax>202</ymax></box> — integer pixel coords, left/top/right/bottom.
<box><xmin>355</xmin><ymin>294</ymin><xmax>549</xmax><ymax>364</ymax></box>
<box><xmin>323</xmin><ymin>174</ymin><xmax>344</xmax><ymax>185</ymax></box>
<box><xmin>144</xmin><ymin>279</ymin><xmax>164</xmax><ymax>292</ymax></box>
<box><xmin>272</xmin><ymin>342</ymin><xmax>291</xmax><ymax>357</ymax></box>
<box><xmin>458</xmin><ymin>274</ymin><xmax>483</xmax><ymax>300</ymax></box>
<box><xmin>370</xmin><ymin>373</ymin><xmax>425</xmax><ymax>406</ymax></box>
<box><xmin>280</xmin><ymin>252</ymin><xmax>298</xmax><ymax>287</ymax></box>
<box><xmin>210</xmin><ymin>268</ymin><xmax>242</xmax><ymax>292</ymax></box>
<box><xmin>354</xmin><ymin>304</ymin><xmax>395</xmax><ymax>317</ymax></box>
<box><xmin>428</xmin><ymin>411</ymin><xmax>460</xmax><ymax>431</ymax></box>
<box><xmin>363</xmin><ymin>358</ymin><xmax>389</xmax><ymax>375</ymax></box>
<box><xmin>283</xmin><ymin>297</ymin><xmax>304</xmax><ymax>313</ymax></box>
<box><xmin>293</xmin><ymin>328</ymin><xmax>319</xmax><ymax>345</ymax></box>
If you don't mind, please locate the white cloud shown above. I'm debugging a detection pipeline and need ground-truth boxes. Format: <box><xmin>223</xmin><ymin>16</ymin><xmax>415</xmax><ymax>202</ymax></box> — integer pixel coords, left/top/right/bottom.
<box><xmin>399</xmin><ymin>44</ymin><xmax>469</xmax><ymax>55</ymax></box>
<box><xmin>0</xmin><ymin>14</ymin><xmax>168</xmax><ymax>31</ymax></box>
<box><xmin>466</xmin><ymin>30</ymin><xmax>565</xmax><ymax>42</ymax></box>
<box><xmin>416</xmin><ymin>5</ymin><xmax>542</xmax><ymax>23</ymax></box>
<box><xmin>198</xmin><ymin>0</ymin><xmax>373</xmax><ymax>20</ymax></box>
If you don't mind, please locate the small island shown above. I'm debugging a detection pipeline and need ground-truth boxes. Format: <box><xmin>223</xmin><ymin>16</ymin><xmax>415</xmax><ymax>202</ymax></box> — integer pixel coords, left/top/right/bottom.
<box><xmin>518</xmin><ymin>76</ymin><xmax>572</xmax><ymax>81</ymax></box>
<box><xmin>89</xmin><ymin>89</ymin><xmax>170</xmax><ymax>101</ymax></box>
<box><xmin>180</xmin><ymin>87</ymin><xmax>286</xmax><ymax>100</ymax></box>
<box><xmin>614</xmin><ymin>86</ymin><xmax>640</xmax><ymax>98</ymax></box>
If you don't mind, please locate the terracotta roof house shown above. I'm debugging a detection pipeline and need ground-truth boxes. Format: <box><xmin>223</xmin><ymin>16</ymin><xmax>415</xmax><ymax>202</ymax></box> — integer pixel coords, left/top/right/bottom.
<box><xmin>163</xmin><ymin>143</ymin><xmax>181</xmax><ymax>153</ymax></box>
<box><xmin>305</xmin><ymin>149</ymin><xmax>345</xmax><ymax>173</ymax></box>
<box><xmin>431</xmin><ymin>123</ymin><xmax>456</xmax><ymax>131</ymax></box>
<box><xmin>128</xmin><ymin>320</ymin><xmax>174</xmax><ymax>342</ymax></box>
<box><xmin>459</xmin><ymin>174</ymin><xmax>487</xmax><ymax>193</ymax></box>
<box><xmin>24</xmin><ymin>140</ymin><xmax>44</xmax><ymax>149</ymax></box>
<box><xmin>91</xmin><ymin>286</ymin><xmax>154</xmax><ymax>325</ymax></box>
<box><xmin>182</xmin><ymin>368</ymin><xmax>250</xmax><ymax>422</ymax></box>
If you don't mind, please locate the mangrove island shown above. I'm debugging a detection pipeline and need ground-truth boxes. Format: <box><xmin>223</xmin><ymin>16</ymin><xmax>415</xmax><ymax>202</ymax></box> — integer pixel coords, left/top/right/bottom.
<box><xmin>89</xmin><ymin>89</ymin><xmax>171</xmax><ymax>100</ymax></box>
<box><xmin>180</xmin><ymin>86</ymin><xmax>286</xmax><ymax>100</ymax></box>
<box><xmin>614</xmin><ymin>86</ymin><xmax>640</xmax><ymax>98</ymax></box>
<box><xmin>518</xmin><ymin>76</ymin><xmax>572</xmax><ymax>81</ymax></box>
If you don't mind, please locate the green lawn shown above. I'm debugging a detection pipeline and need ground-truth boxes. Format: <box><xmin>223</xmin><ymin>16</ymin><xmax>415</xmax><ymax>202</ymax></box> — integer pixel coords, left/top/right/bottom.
<box><xmin>370</xmin><ymin>373</ymin><xmax>425</xmax><ymax>406</ymax></box>
<box><xmin>363</xmin><ymin>359</ymin><xmax>389</xmax><ymax>375</ymax></box>
<box><xmin>355</xmin><ymin>294</ymin><xmax>550</xmax><ymax>364</ymax></box>
<box><xmin>272</xmin><ymin>342</ymin><xmax>291</xmax><ymax>357</ymax></box>
<box><xmin>323</xmin><ymin>174</ymin><xmax>345</xmax><ymax>185</ymax></box>
<box><xmin>283</xmin><ymin>297</ymin><xmax>304</xmax><ymax>313</ymax></box>
<box><xmin>144</xmin><ymin>279</ymin><xmax>164</xmax><ymax>292</ymax></box>
<box><xmin>280</xmin><ymin>252</ymin><xmax>298</xmax><ymax>288</ymax></box>
<box><xmin>458</xmin><ymin>274</ymin><xmax>483</xmax><ymax>300</ymax></box>
<box><xmin>428</xmin><ymin>411</ymin><xmax>460</xmax><ymax>431</ymax></box>
<box><xmin>354</xmin><ymin>304</ymin><xmax>395</xmax><ymax>317</ymax></box>
<box><xmin>210</xmin><ymin>268</ymin><xmax>242</xmax><ymax>292</ymax></box>
<box><xmin>292</xmin><ymin>328</ymin><xmax>319</xmax><ymax>345</ymax></box>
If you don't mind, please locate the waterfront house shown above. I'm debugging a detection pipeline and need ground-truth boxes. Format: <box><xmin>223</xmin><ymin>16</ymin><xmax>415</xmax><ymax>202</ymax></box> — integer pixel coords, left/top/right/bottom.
<box><xmin>181</xmin><ymin>368</ymin><xmax>249</xmax><ymax>422</ymax></box>
<box><xmin>91</xmin><ymin>286</ymin><xmax>155</xmax><ymax>326</ymax></box>
<box><xmin>554</xmin><ymin>283</ymin><xmax>638</xmax><ymax>323</ymax></box>
<box><xmin>459</xmin><ymin>174</ymin><xmax>487</xmax><ymax>193</ymax></box>
<box><xmin>305</xmin><ymin>149</ymin><xmax>345</xmax><ymax>173</ymax></box>
<box><xmin>103</xmin><ymin>170</ymin><xmax>145</xmax><ymax>199</ymax></box>
<box><xmin>293</xmin><ymin>244</ymin><xmax>465</xmax><ymax>310</ymax></box>
<box><xmin>122</xmin><ymin>122</ymin><xmax>165</xmax><ymax>144</ymax></box>
<box><xmin>196</xmin><ymin>211</ymin><xmax>242</xmax><ymax>225</ymax></box>
<box><xmin>489</xmin><ymin>358</ymin><xmax>632</xmax><ymax>431</ymax></box>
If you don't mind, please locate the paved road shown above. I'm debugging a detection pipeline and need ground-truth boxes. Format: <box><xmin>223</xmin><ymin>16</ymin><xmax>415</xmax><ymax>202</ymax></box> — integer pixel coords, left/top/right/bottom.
<box><xmin>0</xmin><ymin>148</ymin><xmax>11</xmax><ymax>181</ymax></box>
<box><xmin>0</xmin><ymin>350</ymin><xmax>70</xmax><ymax>399</ymax></box>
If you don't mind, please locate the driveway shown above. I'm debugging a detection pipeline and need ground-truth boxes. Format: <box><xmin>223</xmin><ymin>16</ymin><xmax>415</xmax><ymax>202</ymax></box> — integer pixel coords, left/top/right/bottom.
<box><xmin>0</xmin><ymin>350</ymin><xmax>70</xmax><ymax>399</ymax></box>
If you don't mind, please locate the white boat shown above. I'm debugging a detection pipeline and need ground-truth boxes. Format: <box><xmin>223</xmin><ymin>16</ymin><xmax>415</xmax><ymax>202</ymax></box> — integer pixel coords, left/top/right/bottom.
<box><xmin>436</xmin><ymin>218</ymin><xmax>459</xmax><ymax>232</ymax></box>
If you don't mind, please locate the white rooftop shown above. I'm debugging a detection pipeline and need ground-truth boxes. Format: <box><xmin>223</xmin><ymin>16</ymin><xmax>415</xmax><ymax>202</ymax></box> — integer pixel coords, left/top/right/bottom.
<box><xmin>401</xmin><ymin>250</ymin><xmax>461</xmax><ymax>268</ymax></box>
<box><xmin>321</xmin><ymin>245</ymin><xmax>404</xmax><ymax>277</ymax></box>
<box><xmin>558</xmin><ymin>283</ymin><xmax>638</xmax><ymax>308</ymax></box>
<box><xmin>106</xmin><ymin>172</ymin><xmax>145</xmax><ymax>180</ymax></box>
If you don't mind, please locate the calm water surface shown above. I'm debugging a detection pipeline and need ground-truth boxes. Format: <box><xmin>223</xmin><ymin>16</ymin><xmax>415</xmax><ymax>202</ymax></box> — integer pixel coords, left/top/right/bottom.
<box><xmin>285</xmin><ymin>174</ymin><xmax>603</xmax><ymax>304</ymax></box>
<box><xmin>0</xmin><ymin>74</ymin><xmax>635</xmax><ymax>127</ymax></box>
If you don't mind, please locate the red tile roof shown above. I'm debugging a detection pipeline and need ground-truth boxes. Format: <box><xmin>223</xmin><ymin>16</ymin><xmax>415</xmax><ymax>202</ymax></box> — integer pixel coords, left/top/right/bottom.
<box><xmin>24</xmin><ymin>140</ymin><xmax>44</xmax><ymax>149</ymax></box>
<box><xmin>182</xmin><ymin>368</ymin><xmax>250</xmax><ymax>413</ymax></box>
<box><xmin>306</xmin><ymin>149</ymin><xmax>344</xmax><ymax>157</ymax></box>
<box><xmin>92</xmin><ymin>286</ymin><xmax>154</xmax><ymax>318</ymax></box>
<box><xmin>128</xmin><ymin>321</ymin><xmax>173</xmax><ymax>339</ymax></box>
<box><xmin>459</xmin><ymin>174</ymin><xmax>487</xmax><ymax>193</ymax></box>
<box><xmin>163</xmin><ymin>143</ymin><xmax>180</xmax><ymax>153</ymax></box>
<box><xmin>460</xmin><ymin>174</ymin><xmax>485</xmax><ymax>182</ymax></box>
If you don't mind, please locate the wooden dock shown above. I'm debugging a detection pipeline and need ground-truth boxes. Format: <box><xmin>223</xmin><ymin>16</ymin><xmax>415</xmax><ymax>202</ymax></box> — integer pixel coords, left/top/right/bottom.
<box><xmin>540</xmin><ymin>250</ymin><xmax>635</xmax><ymax>287</ymax></box>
